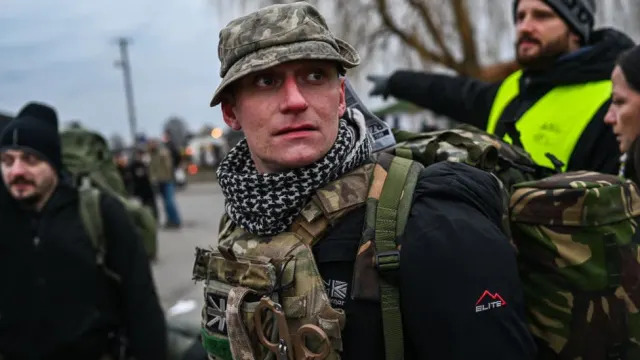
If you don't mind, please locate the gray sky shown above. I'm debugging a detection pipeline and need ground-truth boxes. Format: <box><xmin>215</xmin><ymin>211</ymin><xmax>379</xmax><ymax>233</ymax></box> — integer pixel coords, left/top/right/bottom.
<box><xmin>0</xmin><ymin>0</ymin><xmax>226</xmax><ymax>143</ymax></box>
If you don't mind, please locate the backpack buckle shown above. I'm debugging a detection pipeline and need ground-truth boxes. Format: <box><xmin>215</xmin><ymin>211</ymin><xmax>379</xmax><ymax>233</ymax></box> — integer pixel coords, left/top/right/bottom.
<box><xmin>375</xmin><ymin>250</ymin><xmax>400</xmax><ymax>272</ymax></box>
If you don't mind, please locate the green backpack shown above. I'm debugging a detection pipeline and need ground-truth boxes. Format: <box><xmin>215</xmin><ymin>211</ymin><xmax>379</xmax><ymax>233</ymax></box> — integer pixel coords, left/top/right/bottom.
<box><xmin>60</xmin><ymin>126</ymin><xmax>158</xmax><ymax>259</ymax></box>
<box><xmin>510</xmin><ymin>172</ymin><xmax>640</xmax><ymax>359</ymax></box>
<box><xmin>377</xmin><ymin>127</ymin><xmax>640</xmax><ymax>359</ymax></box>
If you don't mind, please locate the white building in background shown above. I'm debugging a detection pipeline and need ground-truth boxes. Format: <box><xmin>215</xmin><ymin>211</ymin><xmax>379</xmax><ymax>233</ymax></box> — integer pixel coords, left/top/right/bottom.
<box><xmin>185</xmin><ymin>134</ymin><xmax>229</xmax><ymax>168</ymax></box>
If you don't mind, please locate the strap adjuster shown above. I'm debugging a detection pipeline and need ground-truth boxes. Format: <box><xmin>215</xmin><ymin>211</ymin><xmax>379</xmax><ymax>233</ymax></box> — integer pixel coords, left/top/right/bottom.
<box><xmin>375</xmin><ymin>250</ymin><xmax>400</xmax><ymax>272</ymax></box>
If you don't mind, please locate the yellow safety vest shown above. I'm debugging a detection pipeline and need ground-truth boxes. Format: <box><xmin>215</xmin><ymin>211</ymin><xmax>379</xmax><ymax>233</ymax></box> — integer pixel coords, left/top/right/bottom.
<box><xmin>486</xmin><ymin>70</ymin><xmax>611</xmax><ymax>170</ymax></box>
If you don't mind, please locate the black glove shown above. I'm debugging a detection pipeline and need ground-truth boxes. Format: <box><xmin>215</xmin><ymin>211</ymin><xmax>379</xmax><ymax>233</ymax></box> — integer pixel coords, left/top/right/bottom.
<box><xmin>367</xmin><ymin>75</ymin><xmax>391</xmax><ymax>99</ymax></box>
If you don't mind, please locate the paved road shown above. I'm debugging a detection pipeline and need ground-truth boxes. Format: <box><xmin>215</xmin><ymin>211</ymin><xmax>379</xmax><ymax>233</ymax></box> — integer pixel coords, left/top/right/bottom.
<box><xmin>151</xmin><ymin>182</ymin><xmax>224</xmax><ymax>310</ymax></box>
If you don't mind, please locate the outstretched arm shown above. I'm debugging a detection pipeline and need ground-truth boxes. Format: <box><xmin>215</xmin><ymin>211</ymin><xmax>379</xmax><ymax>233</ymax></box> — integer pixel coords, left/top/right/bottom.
<box><xmin>385</xmin><ymin>71</ymin><xmax>500</xmax><ymax>129</ymax></box>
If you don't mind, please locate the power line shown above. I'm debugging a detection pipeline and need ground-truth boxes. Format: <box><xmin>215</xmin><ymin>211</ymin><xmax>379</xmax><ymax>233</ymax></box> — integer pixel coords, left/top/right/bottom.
<box><xmin>114</xmin><ymin>37</ymin><xmax>138</xmax><ymax>145</ymax></box>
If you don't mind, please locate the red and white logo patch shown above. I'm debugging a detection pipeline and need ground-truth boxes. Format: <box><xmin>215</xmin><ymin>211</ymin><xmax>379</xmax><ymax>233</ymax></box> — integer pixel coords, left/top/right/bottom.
<box><xmin>475</xmin><ymin>290</ymin><xmax>507</xmax><ymax>313</ymax></box>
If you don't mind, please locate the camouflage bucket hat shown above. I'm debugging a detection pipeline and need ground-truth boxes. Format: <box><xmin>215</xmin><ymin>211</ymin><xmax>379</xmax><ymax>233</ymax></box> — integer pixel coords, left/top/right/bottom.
<box><xmin>209</xmin><ymin>1</ymin><xmax>360</xmax><ymax>106</ymax></box>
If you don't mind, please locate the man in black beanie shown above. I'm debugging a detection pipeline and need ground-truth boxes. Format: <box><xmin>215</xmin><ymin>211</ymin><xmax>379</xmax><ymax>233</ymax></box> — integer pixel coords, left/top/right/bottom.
<box><xmin>368</xmin><ymin>0</ymin><xmax>635</xmax><ymax>175</ymax></box>
<box><xmin>0</xmin><ymin>102</ymin><xmax>63</xmax><ymax>209</ymax></box>
<box><xmin>0</xmin><ymin>102</ymin><xmax>167</xmax><ymax>359</ymax></box>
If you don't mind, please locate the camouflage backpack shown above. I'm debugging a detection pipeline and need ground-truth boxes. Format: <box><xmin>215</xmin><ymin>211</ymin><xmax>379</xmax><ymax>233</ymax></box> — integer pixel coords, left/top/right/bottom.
<box><xmin>510</xmin><ymin>171</ymin><xmax>640</xmax><ymax>359</ymax></box>
<box><xmin>60</xmin><ymin>126</ymin><xmax>158</xmax><ymax>259</ymax></box>
<box><xmin>390</xmin><ymin>123</ymin><xmax>555</xmax><ymax>192</ymax></box>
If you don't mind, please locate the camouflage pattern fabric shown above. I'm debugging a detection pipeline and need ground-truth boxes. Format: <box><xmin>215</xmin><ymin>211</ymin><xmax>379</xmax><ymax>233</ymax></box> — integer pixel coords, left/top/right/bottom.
<box><xmin>391</xmin><ymin>124</ymin><xmax>553</xmax><ymax>192</ymax></box>
<box><xmin>193</xmin><ymin>165</ymin><xmax>374</xmax><ymax>360</ymax></box>
<box><xmin>210</xmin><ymin>1</ymin><xmax>360</xmax><ymax>106</ymax></box>
<box><xmin>510</xmin><ymin>171</ymin><xmax>640</xmax><ymax>359</ymax></box>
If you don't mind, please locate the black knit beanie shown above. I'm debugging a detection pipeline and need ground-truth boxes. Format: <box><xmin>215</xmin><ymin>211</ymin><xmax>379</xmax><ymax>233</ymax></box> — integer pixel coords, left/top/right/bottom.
<box><xmin>619</xmin><ymin>45</ymin><xmax>640</xmax><ymax>93</ymax></box>
<box><xmin>0</xmin><ymin>102</ymin><xmax>63</xmax><ymax>174</ymax></box>
<box><xmin>513</xmin><ymin>0</ymin><xmax>596</xmax><ymax>44</ymax></box>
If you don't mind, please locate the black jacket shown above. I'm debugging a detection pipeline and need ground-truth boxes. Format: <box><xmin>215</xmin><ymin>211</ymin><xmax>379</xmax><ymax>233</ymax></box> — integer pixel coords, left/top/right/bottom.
<box><xmin>386</xmin><ymin>28</ymin><xmax>635</xmax><ymax>174</ymax></box>
<box><xmin>0</xmin><ymin>182</ymin><xmax>166</xmax><ymax>360</ymax></box>
<box><xmin>313</xmin><ymin>161</ymin><xmax>536</xmax><ymax>359</ymax></box>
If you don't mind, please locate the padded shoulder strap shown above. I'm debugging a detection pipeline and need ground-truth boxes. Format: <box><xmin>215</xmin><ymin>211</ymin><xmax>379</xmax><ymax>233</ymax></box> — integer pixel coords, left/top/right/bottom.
<box><xmin>372</xmin><ymin>153</ymin><xmax>423</xmax><ymax>360</ymax></box>
<box><xmin>78</xmin><ymin>183</ymin><xmax>122</xmax><ymax>283</ymax></box>
<box><xmin>79</xmin><ymin>185</ymin><xmax>105</xmax><ymax>263</ymax></box>
<box><xmin>375</xmin><ymin>153</ymin><xmax>423</xmax><ymax>246</ymax></box>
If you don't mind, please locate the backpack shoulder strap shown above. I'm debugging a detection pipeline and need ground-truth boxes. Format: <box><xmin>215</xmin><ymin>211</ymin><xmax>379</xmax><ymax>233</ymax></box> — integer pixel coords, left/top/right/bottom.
<box><xmin>374</xmin><ymin>153</ymin><xmax>423</xmax><ymax>248</ymax></box>
<box><xmin>78</xmin><ymin>182</ymin><xmax>122</xmax><ymax>283</ymax></box>
<box><xmin>79</xmin><ymin>185</ymin><xmax>105</xmax><ymax>262</ymax></box>
<box><xmin>367</xmin><ymin>152</ymin><xmax>423</xmax><ymax>360</ymax></box>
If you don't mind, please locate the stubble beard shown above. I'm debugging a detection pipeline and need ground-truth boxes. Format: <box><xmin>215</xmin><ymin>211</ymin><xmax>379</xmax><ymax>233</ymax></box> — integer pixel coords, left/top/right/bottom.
<box><xmin>516</xmin><ymin>33</ymin><xmax>572</xmax><ymax>71</ymax></box>
<box><xmin>13</xmin><ymin>177</ymin><xmax>55</xmax><ymax>211</ymax></box>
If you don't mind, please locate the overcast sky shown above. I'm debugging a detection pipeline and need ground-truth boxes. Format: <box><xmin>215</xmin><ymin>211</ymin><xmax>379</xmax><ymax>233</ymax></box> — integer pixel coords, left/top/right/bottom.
<box><xmin>0</xmin><ymin>0</ymin><xmax>229</xmax><ymax>143</ymax></box>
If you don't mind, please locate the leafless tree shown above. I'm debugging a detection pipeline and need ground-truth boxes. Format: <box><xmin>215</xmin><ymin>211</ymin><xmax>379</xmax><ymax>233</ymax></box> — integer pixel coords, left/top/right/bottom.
<box><xmin>210</xmin><ymin>0</ymin><xmax>640</xmax><ymax>87</ymax></box>
<box><xmin>213</xmin><ymin>0</ymin><xmax>517</xmax><ymax>80</ymax></box>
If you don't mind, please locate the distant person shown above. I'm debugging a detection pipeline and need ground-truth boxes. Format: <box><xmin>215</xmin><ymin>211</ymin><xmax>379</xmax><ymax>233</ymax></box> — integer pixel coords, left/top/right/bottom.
<box><xmin>605</xmin><ymin>44</ymin><xmax>640</xmax><ymax>181</ymax></box>
<box><xmin>368</xmin><ymin>0</ymin><xmax>635</xmax><ymax>174</ymax></box>
<box><xmin>130</xmin><ymin>147</ymin><xmax>160</xmax><ymax>219</ymax></box>
<box><xmin>148</xmin><ymin>139</ymin><xmax>182</xmax><ymax>228</ymax></box>
<box><xmin>115</xmin><ymin>151</ymin><xmax>134</xmax><ymax>193</ymax></box>
<box><xmin>163</xmin><ymin>130</ymin><xmax>182</xmax><ymax>171</ymax></box>
<box><xmin>117</xmin><ymin>149</ymin><xmax>159</xmax><ymax>220</ymax></box>
<box><xmin>0</xmin><ymin>102</ymin><xmax>166</xmax><ymax>359</ymax></box>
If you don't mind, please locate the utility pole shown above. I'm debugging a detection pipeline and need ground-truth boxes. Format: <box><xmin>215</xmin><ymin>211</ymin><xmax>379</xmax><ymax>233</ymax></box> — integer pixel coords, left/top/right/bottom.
<box><xmin>114</xmin><ymin>37</ymin><xmax>138</xmax><ymax>145</ymax></box>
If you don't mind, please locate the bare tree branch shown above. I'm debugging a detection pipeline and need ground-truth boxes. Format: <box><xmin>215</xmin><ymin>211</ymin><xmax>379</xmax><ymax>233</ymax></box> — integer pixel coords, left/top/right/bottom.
<box><xmin>407</xmin><ymin>0</ymin><xmax>455</xmax><ymax>66</ymax></box>
<box><xmin>375</xmin><ymin>0</ymin><xmax>448</xmax><ymax>66</ymax></box>
<box><xmin>451</xmin><ymin>0</ymin><xmax>479</xmax><ymax>75</ymax></box>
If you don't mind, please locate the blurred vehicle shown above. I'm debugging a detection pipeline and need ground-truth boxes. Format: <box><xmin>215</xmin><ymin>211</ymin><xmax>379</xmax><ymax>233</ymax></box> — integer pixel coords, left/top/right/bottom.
<box><xmin>183</xmin><ymin>135</ymin><xmax>229</xmax><ymax>177</ymax></box>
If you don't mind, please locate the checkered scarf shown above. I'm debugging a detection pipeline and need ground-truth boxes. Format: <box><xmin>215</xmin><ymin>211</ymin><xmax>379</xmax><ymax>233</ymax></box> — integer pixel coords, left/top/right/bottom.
<box><xmin>217</xmin><ymin>108</ymin><xmax>371</xmax><ymax>235</ymax></box>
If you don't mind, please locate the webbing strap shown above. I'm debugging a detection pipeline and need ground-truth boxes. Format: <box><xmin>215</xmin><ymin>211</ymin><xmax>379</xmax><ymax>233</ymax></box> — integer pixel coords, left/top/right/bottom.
<box><xmin>380</xmin><ymin>283</ymin><xmax>402</xmax><ymax>360</ymax></box>
<box><xmin>79</xmin><ymin>187</ymin><xmax>104</xmax><ymax>256</ymax></box>
<box><xmin>376</xmin><ymin>156</ymin><xmax>413</xmax><ymax>247</ymax></box>
<box><xmin>394</xmin><ymin>147</ymin><xmax>413</xmax><ymax>160</ymax></box>
<box><xmin>226</xmin><ymin>287</ymin><xmax>256</xmax><ymax>360</ymax></box>
<box><xmin>79</xmin><ymin>186</ymin><xmax>104</xmax><ymax>261</ymax></box>
<box><xmin>395</xmin><ymin>162</ymin><xmax>422</xmax><ymax>239</ymax></box>
<box><xmin>375</xmin><ymin>155</ymin><xmax>416</xmax><ymax>360</ymax></box>
<box><xmin>79</xmin><ymin>186</ymin><xmax>122</xmax><ymax>283</ymax></box>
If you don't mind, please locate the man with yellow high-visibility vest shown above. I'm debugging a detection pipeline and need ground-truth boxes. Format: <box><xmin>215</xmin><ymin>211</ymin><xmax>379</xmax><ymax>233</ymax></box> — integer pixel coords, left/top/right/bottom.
<box><xmin>368</xmin><ymin>0</ymin><xmax>635</xmax><ymax>173</ymax></box>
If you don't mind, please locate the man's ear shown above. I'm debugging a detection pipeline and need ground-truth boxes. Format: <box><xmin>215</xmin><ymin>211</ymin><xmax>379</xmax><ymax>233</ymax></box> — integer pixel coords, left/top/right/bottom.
<box><xmin>337</xmin><ymin>78</ymin><xmax>346</xmax><ymax>117</ymax></box>
<box><xmin>221</xmin><ymin>99</ymin><xmax>241</xmax><ymax>130</ymax></box>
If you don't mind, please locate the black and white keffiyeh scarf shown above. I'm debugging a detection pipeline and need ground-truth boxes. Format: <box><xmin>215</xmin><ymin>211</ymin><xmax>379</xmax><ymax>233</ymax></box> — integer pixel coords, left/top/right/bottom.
<box><xmin>217</xmin><ymin>108</ymin><xmax>372</xmax><ymax>236</ymax></box>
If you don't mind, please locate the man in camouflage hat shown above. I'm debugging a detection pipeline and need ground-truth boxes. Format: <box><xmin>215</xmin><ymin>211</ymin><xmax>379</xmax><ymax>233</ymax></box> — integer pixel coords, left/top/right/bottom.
<box><xmin>199</xmin><ymin>2</ymin><xmax>535</xmax><ymax>359</ymax></box>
